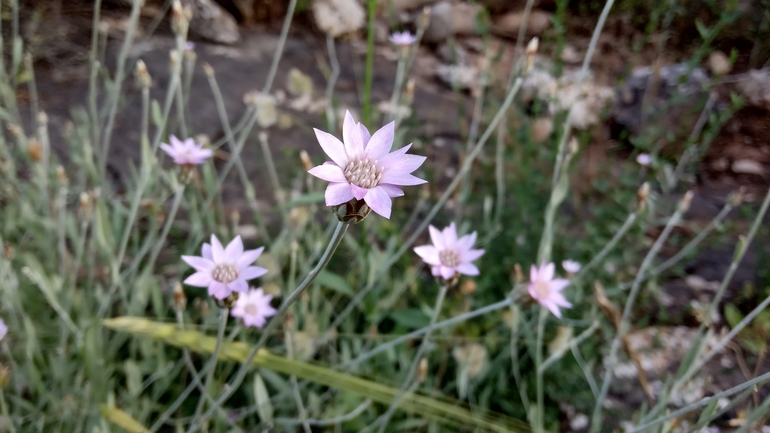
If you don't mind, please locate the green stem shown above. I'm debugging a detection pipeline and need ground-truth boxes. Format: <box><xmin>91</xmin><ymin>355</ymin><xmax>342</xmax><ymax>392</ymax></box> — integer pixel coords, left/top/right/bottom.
<box><xmin>186</xmin><ymin>308</ymin><xmax>229</xmax><ymax>433</ymax></box>
<box><xmin>142</xmin><ymin>183</ymin><xmax>186</xmax><ymax>275</ymax></box>
<box><xmin>0</xmin><ymin>389</ymin><xmax>16</xmax><ymax>433</ymax></box>
<box><xmin>534</xmin><ymin>307</ymin><xmax>547</xmax><ymax>432</ymax></box>
<box><xmin>189</xmin><ymin>221</ymin><xmax>349</xmax><ymax>431</ymax></box>
<box><xmin>362</xmin><ymin>0</ymin><xmax>377</xmax><ymax>126</ymax></box>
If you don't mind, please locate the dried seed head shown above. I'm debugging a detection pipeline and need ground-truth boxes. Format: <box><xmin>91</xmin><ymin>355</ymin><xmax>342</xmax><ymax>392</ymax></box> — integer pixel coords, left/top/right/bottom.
<box><xmin>6</xmin><ymin>124</ymin><xmax>22</xmax><ymax>138</ymax></box>
<box><xmin>568</xmin><ymin>137</ymin><xmax>579</xmax><ymax>156</ymax></box>
<box><xmin>27</xmin><ymin>139</ymin><xmax>42</xmax><ymax>162</ymax></box>
<box><xmin>728</xmin><ymin>188</ymin><xmax>744</xmax><ymax>207</ymax></box>
<box><xmin>37</xmin><ymin>111</ymin><xmax>48</xmax><ymax>125</ymax></box>
<box><xmin>202</xmin><ymin>63</ymin><xmax>214</xmax><ymax>77</ymax></box>
<box><xmin>243</xmin><ymin>90</ymin><xmax>259</xmax><ymax>106</ymax></box>
<box><xmin>419</xmin><ymin>6</ymin><xmax>432</xmax><ymax>30</ymax></box>
<box><xmin>460</xmin><ymin>280</ymin><xmax>477</xmax><ymax>295</ymax></box>
<box><xmin>172</xmin><ymin>282</ymin><xmax>187</xmax><ymax>312</ymax></box>
<box><xmin>0</xmin><ymin>365</ymin><xmax>10</xmax><ymax>389</ymax></box>
<box><xmin>300</xmin><ymin>150</ymin><xmax>313</xmax><ymax>171</ymax></box>
<box><xmin>171</xmin><ymin>0</ymin><xmax>191</xmax><ymax>36</ymax></box>
<box><xmin>79</xmin><ymin>192</ymin><xmax>92</xmax><ymax>219</ymax></box>
<box><xmin>404</xmin><ymin>79</ymin><xmax>415</xmax><ymax>105</ymax></box>
<box><xmin>2</xmin><ymin>243</ymin><xmax>14</xmax><ymax>260</ymax></box>
<box><xmin>513</xmin><ymin>263</ymin><xmax>524</xmax><ymax>284</ymax></box>
<box><xmin>636</xmin><ymin>182</ymin><xmax>650</xmax><ymax>212</ymax></box>
<box><xmin>135</xmin><ymin>60</ymin><xmax>151</xmax><ymax>88</ymax></box>
<box><xmin>678</xmin><ymin>190</ymin><xmax>694</xmax><ymax>213</ymax></box>
<box><xmin>525</xmin><ymin>37</ymin><xmax>539</xmax><ymax>73</ymax></box>
<box><xmin>55</xmin><ymin>165</ymin><xmax>68</xmax><ymax>185</ymax></box>
<box><xmin>417</xmin><ymin>358</ymin><xmax>428</xmax><ymax>383</ymax></box>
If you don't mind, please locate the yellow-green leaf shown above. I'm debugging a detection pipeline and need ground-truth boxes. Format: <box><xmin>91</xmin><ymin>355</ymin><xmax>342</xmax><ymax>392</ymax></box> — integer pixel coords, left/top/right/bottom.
<box><xmin>100</xmin><ymin>405</ymin><xmax>151</xmax><ymax>433</ymax></box>
<box><xmin>103</xmin><ymin>317</ymin><xmax>530</xmax><ymax>433</ymax></box>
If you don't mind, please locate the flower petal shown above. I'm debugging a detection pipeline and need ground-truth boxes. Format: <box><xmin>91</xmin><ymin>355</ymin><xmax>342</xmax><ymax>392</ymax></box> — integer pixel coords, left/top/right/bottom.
<box><xmin>379</xmin><ymin>172</ymin><xmax>427</xmax><ymax>186</ymax></box>
<box><xmin>414</xmin><ymin>245</ymin><xmax>441</xmax><ymax>266</ymax></box>
<box><xmin>342</xmin><ymin>111</ymin><xmax>363</xmax><ymax>158</ymax></box>
<box><xmin>182</xmin><ymin>255</ymin><xmax>214</xmax><ymax>272</ymax></box>
<box><xmin>236</xmin><ymin>246</ymin><xmax>265</xmax><ymax>269</ymax></box>
<box><xmin>549</xmin><ymin>278</ymin><xmax>570</xmax><ymax>293</ymax></box>
<box><xmin>442</xmin><ymin>223</ymin><xmax>458</xmax><ymax>248</ymax></box>
<box><xmin>429</xmin><ymin>225</ymin><xmax>445</xmax><ymax>250</ymax></box>
<box><xmin>462</xmin><ymin>248</ymin><xmax>485</xmax><ymax>262</ymax></box>
<box><xmin>379</xmin><ymin>184</ymin><xmax>404</xmax><ymax>197</ymax></box>
<box><xmin>381</xmin><ymin>153</ymin><xmax>426</xmax><ymax>175</ymax></box>
<box><xmin>314</xmin><ymin>128</ymin><xmax>348</xmax><ymax>167</ymax></box>
<box><xmin>359</xmin><ymin>122</ymin><xmax>371</xmax><ymax>146</ymax></box>
<box><xmin>457</xmin><ymin>232</ymin><xmax>477</xmax><ymax>252</ymax></box>
<box><xmin>530</xmin><ymin>265</ymin><xmax>539</xmax><ymax>283</ymax></box>
<box><xmin>544</xmin><ymin>302</ymin><xmax>562</xmax><ymax>318</ymax></box>
<box><xmin>456</xmin><ymin>263</ymin><xmax>480</xmax><ymax>276</ymax></box>
<box><xmin>325</xmin><ymin>182</ymin><xmax>354</xmax><ymax>206</ymax></box>
<box><xmin>170</xmin><ymin>135</ymin><xmax>184</xmax><ymax>149</ymax></box>
<box><xmin>202</xmin><ymin>243</ymin><xmax>213</xmax><ymax>260</ymax></box>
<box><xmin>550</xmin><ymin>292</ymin><xmax>572</xmax><ymax>308</ymax></box>
<box><xmin>210</xmin><ymin>235</ymin><xmax>226</xmax><ymax>263</ymax></box>
<box><xmin>241</xmin><ymin>266</ymin><xmax>268</xmax><ymax>280</ymax></box>
<box><xmin>431</xmin><ymin>266</ymin><xmax>441</xmax><ymax>276</ymax></box>
<box><xmin>365</xmin><ymin>121</ymin><xmax>395</xmax><ymax>160</ymax></box>
<box><xmin>308</xmin><ymin>164</ymin><xmax>347</xmax><ymax>182</ymax></box>
<box><xmin>351</xmin><ymin>184</ymin><xmax>368</xmax><ymax>200</ymax></box>
<box><xmin>440</xmin><ymin>266</ymin><xmax>456</xmax><ymax>280</ymax></box>
<box><xmin>364</xmin><ymin>186</ymin><xmax>392</xmax><ymax>219</ymax></box>
<box><xmin>228</xmin><ymin>279</ymin><xmax>249</xmax><ymax>293</ymax></box>
<box><xmin>225</xmin><ymin>235</ymin><xmax>244</xmax><ymax>262</ymax></box>
<box><xmin>159</xmin><ymin>143</ymin><xmax>176</xmax><ymax>157</ymax></box>
<box><xmin>184</xmin><ymin>271</ymin><xmax>212</xmax><ymax>287</ymax></box>
<box><xmin>542</xmin><ymin>262</ymin><xmax>555</xmax><ymax>281</ymax></box>
<box><xmin>208</xmin><ymin>282</ymin><xmax>230</xmax><ymax>300</ymax></box>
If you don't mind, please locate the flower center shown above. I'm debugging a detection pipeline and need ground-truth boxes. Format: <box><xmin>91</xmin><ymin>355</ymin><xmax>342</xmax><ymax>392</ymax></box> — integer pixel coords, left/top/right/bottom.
<box><xmin>343</xmin><ymin>157</ymin><xmax>382</xmax><ymax>189</ymax></box>
<box><xmin>535</xmin><ymin>281</ymin><xmax>550</xmax><ymax>299</ymax></box>
<box><xmin>244</xmin><ymin>304</ymin><xmax>258</xmax><ymax>315</ymax></box>
<box><xmin>211</xmin><ymin>264</ymin><xmax>239</xmax><ymax>284</ymax></box>
<box><xmin>439</xmin><ymin>250</ymin><xmax>460</xmax><ymax>268</ymax></box>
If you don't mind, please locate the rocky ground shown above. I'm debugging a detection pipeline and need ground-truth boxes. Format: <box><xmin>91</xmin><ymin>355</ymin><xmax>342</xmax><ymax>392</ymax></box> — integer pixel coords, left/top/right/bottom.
<box><xmin>9</xmin><ymin>0</ymin><xmax>770</xmax><ymax>430</ymax></box>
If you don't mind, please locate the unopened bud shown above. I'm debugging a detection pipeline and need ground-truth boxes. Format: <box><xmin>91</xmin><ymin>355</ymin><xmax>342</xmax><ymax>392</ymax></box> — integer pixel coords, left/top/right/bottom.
<box><xmin>6</xmin><ymin>124</ymin><xmax>22</xmax><ymax>138</ymax></box>
<box><xmin>460</xmin><ymin>280</ymin><xmax>476</xmax><ymax>295</ymax></box>
<box><xmin>55</xmin><ymin>165</ymin><xmax>68</xmax><ymax>185</ymax></box>
<box><xmin>2</xmin><ymin>243</ymin><xmax>14</xmax><ymax>260</ymax></box>
<box><xmin>169</xmin><ymin>50</ymin><xmax>179</xmax><ymax>66</ymax></box>
<box><xmin>202</xmin><ymin>62</ymin><xmax>214</xmax><ymax>77</ymax></box>
<box><xmin>231</xmin><ymin>209</ymin><xmax>241</xmax><ymax>226</ymax></box>
<box><xmin>243</xmin><ymin>90</ymin><xmax>259</xmax><ymax>106</ymax></box>
<box><xmin>37</xmin><ymin>111</ymin><xmax>48</xmax><ymax>125</ymax></box>
<box><xmin>171</xmin><ymin>0</ymin><xmax>190</xmax><ymax>36</ymax></box>
<box><xmin>513</xmin><ymin>263</ymin><xmax>524</xmax><ymax>284</ymax></box>
<box><xmin>404</xmin><ymin>79</ymin><xmax>415</xmax><ymax>106</ymax></box>
<box><xmin>636</xmin><ymin>182</ymin><xmax>650</xmax><ymax>212</ymax></box>
<box><xmin>568</xmin><ymin>137</ymin><xmax>579</xmax><ymax>156</ymax></box>
<box><xmin>419</xmin><ymin>6</ymin><xmax>432</xmax><ymax>30</ymax></box>
<box><xmin>728</xmin><ymin>188</ymin><xmax>744</xmax><ymax>207</ymax></box>
<box><xmin>525</xmin><ymin>37</ymin><xmax>539</xmax><ymax>73</ymax></box>
<box><xmin>135</xmin><ymin>60</ymin><xmax>151</xmax><ymax>88</ymax></box>
<box><xmin>678</xmin><ymin>190</ymin><xmax>694</xmax><ymax>213</ymax></box>
<box><xmin>79</xmin><ymin>192</ymin><xmax>92</xmax><ymax>219</ymax></box>
<box><xmin>27</xmin><ymin>139</ymin><xmax>42</xmax><ymax>162</ymax></box>
<box><xmin>299</xmin><ymin>150</ymin><xmax>313</xmax><ymax>171</ymax></box>
<box><xmin>417</xmin><ymin>358</ymin><xmax>428</xmax><ymax>383</ymax></box>
<box><xmin>172</xmin><ymin>283</ymin><xmax>187</xmax><ymax>312</ymax></box>
<box><xmin>0</xmin><ymin>365</ymin><xmax>10</xmax><ymax>389</ymax></box>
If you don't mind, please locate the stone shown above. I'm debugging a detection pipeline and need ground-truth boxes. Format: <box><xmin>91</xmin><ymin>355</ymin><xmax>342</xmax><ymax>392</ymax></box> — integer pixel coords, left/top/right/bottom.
<box><xmin>491</xmin><ymin>9</ymin><xmax>551</xmax><ymax>38</ymax></box>
<box><xmin>560</xmin><ymin>44</ymin><xmax>581</xmax><ymax>64</ymax></box>
<box><xmin>436</xmin><ymin>63</ymin><xmax>479</xmax><ymax>90</ymax></box>
<box><xmin>707</xmin><ymin>50</ymin><xmax>731</xmax><ymax>75</ymax></box>
<box><xmin>312</xmin><ymin>0</ymin><xmax>366</xmax><ymax>37</ymax></box>
<box><xmin>731</xmin><ymin>159</ymin><xmax>765</xmax><ymax>176</ymax></box>
<box><xmin>185</xmin><ymin>0</ymin><xmax>240</xmax><ymax>45</ymax></box>
<box><xmin>737</xmin><ymin>69</ymin><xmax>770</xmax><ymax>109</ymax></box>
<box><xmin>451</xmin><ymin>2</ymin><xmax>487</xmax><ymax>36</ymax></box>
<box><xmin>385</xmin><ymin>0</ymin><xmax>436</xmax><ymax>12</ymax></box>
<box><xmin>422</xmin><ymin>1</ymin><xmax>452</xmax><ymax>43</ymax></box>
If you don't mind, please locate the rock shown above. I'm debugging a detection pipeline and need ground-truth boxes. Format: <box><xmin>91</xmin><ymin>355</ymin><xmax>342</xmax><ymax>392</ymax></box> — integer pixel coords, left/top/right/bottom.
<box><xmin>531</xmin><ymin>116</ymin><xmax>553</xmax><ymax>142</ymax></box>
<box><xmin>707</xmin><ymin>51</ymin><xmax>731</xmax><ymax>76</ymax></box>
<box><xmin>610</xmin><ymin>63</ymin><xmax>711</xmax><ymax>135</ymax></box>
<box><xmin>385</xmin><ymin>0</ymin><xmax>436</xmax><ymax>12</ymax></box>
<box><xmin>736</xmin><ymin>69</ymin><xmax>770</xmax><ymax>109</ymax></box>
<box><xmin>311</xmin><ymin>0</ymin><xmax>366</xmax><ymax>37</ymax></box>
<box><xmin>731</xmin><ymin>159</ymin><xmax>765</xmax><ymax>176</ymax></box>
<box><xmin>436</xmin><ymin>43</ymin><xmax>468</xmax><ymax>64</ymax></box>
<box><xmin>560</xmin><ymin>44</ymin><xmax>581</xmax><ymax>64</ymax></box>
<box><xmin>451</xmin><ymin>2</ymin><xmax>487</xmax><ymax>36</ymax></box>
<box><xmin>436</xmin><ymin>63</ymin><xmax>479</xmax><ymax>90</ymax></box>
<box><xmin>491</xmin><ymin>9</ymin><xmax>551</xmax><ymax>38</ymax></box>
<box><xmin>422</xmin><ymin>1</ymin><xmax>452</xmax><ymax>43</ymax></box>
<box><xmin>185</xmin><ymin>0</ymin><xmax>240</xmax><ymax>45</ymax></box>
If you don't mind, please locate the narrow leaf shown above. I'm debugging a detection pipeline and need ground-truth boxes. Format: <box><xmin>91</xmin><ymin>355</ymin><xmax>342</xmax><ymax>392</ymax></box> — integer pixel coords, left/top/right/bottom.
<box><xmin>100</xmin><ymin>405</ymin><xmax>151</xmax><ymax>433</ymax></box>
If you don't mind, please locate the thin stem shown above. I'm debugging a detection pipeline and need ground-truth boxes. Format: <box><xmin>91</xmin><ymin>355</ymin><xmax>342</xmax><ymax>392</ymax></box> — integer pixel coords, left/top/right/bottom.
<box><xmin>386</xmin><ymin>52</ymin><xmax>407</xmax><ymax>124</ymax></box>
<box><xmin>539</xmin><ymin>321</ymin><xmax>599</xmax><ymax>373</ymax></box>
<box><xmin>590</xmin><ymin>196</ymin><xmax>686</xmax><ymax>433</ymax></box>
<box><xmin>286</xmin><ymin>330</ymin><xmax>312</xmax><ymax>433</ymax></box>
<box><xmin>186</xmin><ymin>308</ymin><xmax>230</xmax><ymax>433</ymax></box>
<box><xmin>258</xmin><ymin>133</ymin><xmax>288</xmax><ymax>222</ymax></box>
<box><xmin>0</xmin><ymin>389</ymin><xmax>16</xmax><ymax>433</ymax></box>
<box><xmin>273</xmin><ymin>399</ymin><xmax>371</xmax><ymax>427</ymax></box>
<box><xmin>362</xmin><ymin>0</ymin><xmax>377</xmax><ymax>126</ymax></box>
<box><xmin>190</xmin><ymin>221</ymin><xmax>349</xmax><ymax>431</ymax></box>
<box><xmin>571</xmin><ymin>344</ymin><xmax>599</xmax><ymax>398</ymax></box>
<box><xmin>577</xmin><ymin>212</ymin><xmax>638</xmax><ymax>277</ymax></box>
<box><xmin>142</xmin><ymin>183</ymin><xmax>186</xmax><ymax>275</ymax></box>
<box><xmin>262</xmin><ymin>0</ymin><xmax>297</xmax><ymax>94</ymax></box>
<box><xmin>325</xmin><ymin>35</ymin><xmax>340</xmax><ymax>131</ymax></box>
<box><xmin>375</xmin><ymin>284</ymin><xmax>448</xmax><ymax>432</ymax></box>
<box><xmin>534</xmin><ymin>307</ymin><xmax>547</xmax><ymax>433</ymax></box>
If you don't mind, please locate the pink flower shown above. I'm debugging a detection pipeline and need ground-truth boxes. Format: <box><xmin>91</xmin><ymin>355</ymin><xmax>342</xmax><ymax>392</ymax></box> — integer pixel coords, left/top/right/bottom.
<box><xmin>160</xmin><ymin>135</ymin><xmax>213</xmax><ymax>165</ymax></box>
<box><xmin>636</xmin><ymin>153</ymin><xmax>652</xmax><ymax>166</ymax></box>
<box><xmin>562</xmin><ymin>260</ymin><xmax>581</xmax><ymax>274</ymax></box>
<box><xmin>0</xmin><ymin>319</ymin><xmax>7</xmax><ymax>342</ymax></box>
<box><xmin>528</xmin><ymin>263</ymin><xmax>572</xmax><ymax>318</ymax></box>
<box><xmin>389</xmin><ymin>31</ymin><xmax>417</xmax><ymax>46</ymax></box>
<box><xmin>308</xmin><ymin>111</ymin><xmax>427</xmax><ymax>219</ymax></box>
<box><xmin>182</xmin><ymin>235</ymin><xmax>268</xmax><ymax>300</ymax></box>
<box><xmin>231</xmin><ymin>287</ymin><xmax>277</xmax><ymax>328</ymax></box>
<box><xmin>414</xmin><ymin>222</ymin><xmax>485</xmax><ymax>280</ymax></box>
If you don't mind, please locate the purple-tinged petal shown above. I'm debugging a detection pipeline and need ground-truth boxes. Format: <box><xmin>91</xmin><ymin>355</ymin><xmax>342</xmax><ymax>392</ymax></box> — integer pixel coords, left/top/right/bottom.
<box><xmin>456</xmin><ymin>263</ymin><xmax>480</xmax><ymax>276</ymax></box>
<box><xmin>431</xmin><ymin>266</ymin><xmax>442</xmax><ymax>276</ymax></box>
<box><xmin>225</xmin><ymin>235</ymin><xmax>244</xmax><ymax>262</ymax></box>
<box><xmin>358</xmin><ymin>122</ymin><xmax>371</xmax><ymax>146</ymax></box>
<box><xmin>228</xmin><ymin>279</ymin><xmax>249</xmax><ymax>293</ymax></box>
<box><xmin>379</xmin><ymin>184</ymin><xmax>404</xmax><ymax>197</ymax></box>
<box><xmin>550</xmin><ymin>292</ymin><xmax>572</xmax><ymax>308</ymax></box>
<box><xmin>170</xmin><ymin>135</ymin><xmax>184</xmax><ymax>149</ymax></box>
<box><xmin>530</xmin><ymin>265</ymin><xmax>539</xmax><ymax>283</ymax></box>
<box><xmin>365</xmin><ymin>121</ymin><xmax>395</xmax><ymax>160</ymax></box>
<box><xmin>542</xmin><ymin>263</ymin><xmax>555</xmax><ymax>281</ymax></box>
<box><xmin>325</xmin><ymin>182</ymin><xmax>355</xmax><ymax>206</ymax></box>
<box><xmin>210</xmin><ymin>235</ymin><xmax>226</xmax><ymax>263</ymax></box>
<box><xmin>208</xmin><ymin>282</ymin><xmax>230</xmax><ymax>300</ymax></box>
<box><xmin>429</xmin><ymin>225</ymin><xmax>445</xmax><ymax>250</ymax></box>
<box><xmin>182</xmin><ymin>256</ymin><xmax>214</xmax><ymax>272</ymax></box>
<box><xmin>184</xmin><ymin>271</ymin><xmax>212</xmax><ymax>287</ymax></box>
<box><xmin>462</xmin><ymin>249</ymin><xmax>485</xmax><ymax>262</ymax></box>
<box><xmin>440</xmin><ymin>266</ymin><xmax>456</xmax><ymax>280</ymax></box>
<box><xmin>201</xmin><ymin>243</ymin><xmax>213</xmax><ymax>260</ymax></box>
<box><xmin>241</xmin><ymin>266</ymin><xmax>268</xmax><ymax>280</ymax></box>
<box><xmin>380</xmin><ymin>153</ymin><xmax>426</xmax><ymax>175</ymax></box>
<box><xmin>378</xmin><ymin>144</ymin><xmax>414</xmax><ymax>167</ymax></box>
<box><xmin>457</xmin><ymin>232</ymin><xmax>477</xmax><ymax>252</ymax></box>
<box><xmin>379</xmin><ymin>172</ymin><xmax>427</xmax><ymax>186</ymax></box>
<box><xmin>159</xmin><ymin>143</ymin><xmax>176</xmax><ymax>157</ymax></box>
<box><xmin>544</xmin><ymin>301</ymin><xmax>563</xmax><ymax>318</ymax></box>
<box><xmin>442</xmin><ymin>223</ymin><xmax>458</xmax><ymax>248</ymax></box>
<box><xmin>351</xmin><ymin>185</ymin><xmax>368</xmax><ymax>200</ymax></box>
<box><xmin>342</xmin><ymin>111</ymin><xmax>363</xmax><ymax>158</ymax></box>
<box><xmin>236</xmin><ymin>247</ymin><xmax>264</xmax><ymax>269</ymax></box>
<box><xmin>245</xmin><ymin>316</ymin><xmax>266</xmax><ymax>328</ymax></box>
<box><xmin>549</xmin><ymin>279</ymin><xmax>570</xmax><ymax>293</ymax></box>
<box><xmin>308</xmin><ymin>164</ymin><xmax>347</xmax><ymax>182</ymax></box>
<box><xmin>314</xmin><ymin>128</ymin><xmax>349</xmax><ymax>167</ymax></box>
<box><xmin>414</xmin><ymin>245</ymin><xmax>441</xmax><ymax>266</ymax></box>
<box><xmin>364</xmin><ymin>186</ymin><xmax>392</xmax><ymax>219</ymax></box>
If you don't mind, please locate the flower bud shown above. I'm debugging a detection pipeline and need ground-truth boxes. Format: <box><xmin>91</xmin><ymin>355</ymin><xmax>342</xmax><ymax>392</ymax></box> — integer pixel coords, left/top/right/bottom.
<box><xmin>135</xmin><ymin>60</ymin><xmax>151</xmax><ymax>88</ymax></box>
<box><xmin>171</xmin><ymin>0</ymin><xmax>190</xmax><ymax>36</ymax></box>
<box><xmin>27</xmin><ymin>139</ymin><xmax>42</xmax><ymax>162</ymax></box>
<box><xmin>299</xmin><ymin>150</ymin><xmax>313</xmax><ymax>172</ymax></box>
<box><xmin>525</xmin><ymin>37</ymin><xmax>539</xmax><ymax>74</ymax></box>
<box><xmin>79</xmin><ymin>192</ymin><xmax>92</xmax><ymax>220</ymax></box>
<box><xmin>332</xmin><ymin>198</ymin><xmax>372</xmax><ymax>224</ymax></box>
<box><xmin>636</xmin><ymin>182</ymin><xmax>650</xmax><ymax>212</ymax></box>
<box><xmin>417</xmin><ymin>358</ymin><xmax>428</xmax><ymax>383</ymax></box>
<box><xmin>202</xmin><ymin>62</ymin><xmax>214</xmax><ymax>77</ymax></box>
<box><xmin>6</xmin><ymin>124</ymin><xmax>22</xmax><ymax>138</ymax></box>
<box><xmin>568</xmin><ymin>137</ymin><xmax>579</xmax><ymax>157</ymax></box>
<box><xmin>0</xmin><ymin>365</ymin><xmax>10</xmax><ymax>389</ymax></box>
<box><xmin>172</xmin><ymin>282</ymin><xmax>187</xmax><ymax>312</ymax></box>
<box><xmin>678</xmin><ymin>190</ymin><xmax>694</xmax><ymax>213</ymax></box>
<box><xmin>419</xmin><ymin>6</ymin><xmax>432</xmax><ymax>30</ymax></box>
<box><xmin>56</xmin><ymin>165</ymin><xmax>68</xmax><ymax>185</ymax></box>
<box><xmin>728</xmin><ymin>188</ymin><xmax>744</xmax><ymax>207</ymax></box>
<box><xmin>37</xmin><ymin>111</ymin><xmax>48</xmax><ymax>125</ymax></box>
